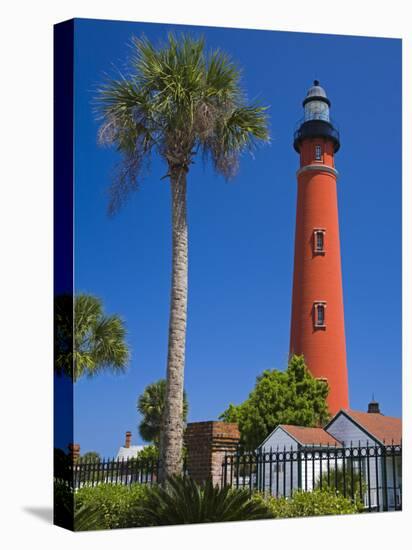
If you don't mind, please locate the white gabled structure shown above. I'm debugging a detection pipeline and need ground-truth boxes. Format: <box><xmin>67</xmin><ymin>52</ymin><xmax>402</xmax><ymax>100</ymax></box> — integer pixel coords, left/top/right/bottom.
<box><xmin>255</xmin><ymin>402</ymin><xmax>402</xmax><ymax>510</ymax></box>
<box><xmin>257</xmin><ymin>425</ymin><xmax>341</xmax><ymax>497</ymax></box>
<box><xmin>115</xmin><ymin>430</ymin><xmax>146</xmax><ymax>461</ymax></box>
<box><xmin>325</xmin><ymin>406</ymin><xmax>402</xmax><ymax>510</ymax></box>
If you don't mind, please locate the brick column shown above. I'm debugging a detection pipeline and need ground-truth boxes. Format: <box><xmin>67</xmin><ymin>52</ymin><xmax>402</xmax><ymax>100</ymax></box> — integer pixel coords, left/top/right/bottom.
<box><xmin>68</xmin><ymin>443</ymin><xmax>80</xmax><ymax>462</ymax></box>
<box><xmin>185</xmin><ymin>421</ymin><xmax>240</xmax><ymax>486</ymax></box>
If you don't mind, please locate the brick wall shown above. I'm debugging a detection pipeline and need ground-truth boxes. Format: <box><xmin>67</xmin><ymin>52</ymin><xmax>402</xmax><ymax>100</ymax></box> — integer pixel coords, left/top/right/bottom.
<box><xmin>185</xmin><ymin>421</ymin><xmax>240</xmax><ymax>486</ymax></box>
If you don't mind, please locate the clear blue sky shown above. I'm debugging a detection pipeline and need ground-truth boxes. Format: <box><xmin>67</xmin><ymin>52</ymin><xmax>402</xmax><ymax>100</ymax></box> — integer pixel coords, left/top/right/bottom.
<box><xmin>71</xmin><ymin>18</ymin><xmax>401</xmax><ymax>457</ymax></box>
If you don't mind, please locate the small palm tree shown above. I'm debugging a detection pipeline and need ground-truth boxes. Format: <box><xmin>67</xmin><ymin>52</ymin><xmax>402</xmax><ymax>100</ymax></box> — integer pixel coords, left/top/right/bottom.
<box><xmin>74</xmin><ymin>504</ymin><xmax>106</xmax><ymax>532</ymax></box>
<box><xmin>137</xmin><ymin>379</ymin><xmax>188</xmax><ymax>446</ymax></box>
<box><xmin>55</xmin><ymin>293</ymin><xmax>130</xmax><ymax>381</ymax></box>
<box><xmin>96</xmin><ymin>34</ymin><xmax>269</xmax><ymax>480</ymax></box>
<box><xmin>135</xmin><ymin>475</ymin><xmax>272</xmax><ymax>526</ymax></box>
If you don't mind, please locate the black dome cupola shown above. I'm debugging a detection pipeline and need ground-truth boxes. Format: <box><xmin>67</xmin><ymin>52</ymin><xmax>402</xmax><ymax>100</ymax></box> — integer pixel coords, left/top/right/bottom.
<box><xmin>293</xmin><ymin>80</ymin><xmax>340</xmax><ymax>153</ymax></box>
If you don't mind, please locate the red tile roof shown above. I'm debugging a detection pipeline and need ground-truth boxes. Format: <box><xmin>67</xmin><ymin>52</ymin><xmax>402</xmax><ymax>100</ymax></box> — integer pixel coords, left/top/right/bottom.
<box><xmin>342</xmin><ymin>410</ymin><xmax>402</xmax><ymax>445</ymax></box>
<box><xmin>280</xmin><ymin>425</ymin><xmax>341</xmax><ymax>447</ymax></box>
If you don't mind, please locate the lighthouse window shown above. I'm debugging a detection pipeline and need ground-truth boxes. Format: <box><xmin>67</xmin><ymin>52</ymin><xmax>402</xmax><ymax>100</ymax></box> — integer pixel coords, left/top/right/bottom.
<box><xmin>317</xmin><ymin>305</ymin><xmax>325</xmax><ymax>325</ymax></box>
<box><xmin>314</xmin><ymin>302</ymin><xmax>326</xmax><ymax>328</ymax></box>
<box><xmin>315</xmin><ymin>144</ymin><xmax>322</xmax><ymax>161</ymax></box>
<box><xmin>313</xmin><ymin>229</ymin><xmax>325</xmax><ymax>254</ymax></box>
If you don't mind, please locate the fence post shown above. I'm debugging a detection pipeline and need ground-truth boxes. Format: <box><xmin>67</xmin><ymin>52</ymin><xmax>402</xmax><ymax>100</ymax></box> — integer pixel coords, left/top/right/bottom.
<box><xmin>380</xmin><ymin>443</ymin><xmax>387</xmax><ymax>510</ymax></box>
<box><xmin>184</xmin><ymin>421</ymin><xmax>240</xmax><ymax>487</ymax></box>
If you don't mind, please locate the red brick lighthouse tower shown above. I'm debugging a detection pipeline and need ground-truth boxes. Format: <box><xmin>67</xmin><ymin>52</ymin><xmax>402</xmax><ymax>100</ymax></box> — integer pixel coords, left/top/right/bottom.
<box><xmin>290</xmin><ymin>81</ymin><xmax>349</xmax><ymax>414</ymax></box>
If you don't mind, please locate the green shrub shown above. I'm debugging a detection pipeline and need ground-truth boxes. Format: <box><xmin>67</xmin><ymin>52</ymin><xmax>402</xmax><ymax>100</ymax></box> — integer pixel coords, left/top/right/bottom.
<box><xmin>73</xmin><ymin>482</ymin><xmax>361</xmax><ymax>530</ymax></box>
<box><xmin>74</xmin><ymin>478</ymin><xmax>271</xmax><ymax>530</ymax></box>
<box><xmin>74</xmin><ymin>483</ymin><xmax>149</xmax><ymax>530</ymax></box>
<box><xmin>252</xmin><ymin>488</ymin><xmax>363</xmax><ymax>518</ymax></box>
<box><xmin>129</xmin><ymin>444</ymin><xmax>159</xmax><ymax>466</ymax></box>
<box><xmin>315</xmin><ymin>466</ymin><xmax>366</xmax><ymax>501</ymax></box>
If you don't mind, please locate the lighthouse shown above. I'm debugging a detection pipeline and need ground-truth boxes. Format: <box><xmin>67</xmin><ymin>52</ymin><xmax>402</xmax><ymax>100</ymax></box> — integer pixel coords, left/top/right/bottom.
<box><xmin>289</xmin><ymin>80</ymin><xmax>349</xmax><ymax>414</ymax></box>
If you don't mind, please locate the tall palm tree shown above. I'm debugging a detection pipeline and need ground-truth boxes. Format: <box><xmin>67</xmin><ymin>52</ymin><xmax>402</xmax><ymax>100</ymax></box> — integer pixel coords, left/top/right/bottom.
<box><xmin>96</xmin><ymin>34</ymin><xmax>269</xmax><ymax>480</ymax></box>
<box><xmin>137</xmin><ymin>379</ymin><xmax>188</xmax><ymax>446</ymax></box>
<box><xmin>55</xmin><ymin>293</ymin><xmax>130</xmax><ymax>381</ymax></box>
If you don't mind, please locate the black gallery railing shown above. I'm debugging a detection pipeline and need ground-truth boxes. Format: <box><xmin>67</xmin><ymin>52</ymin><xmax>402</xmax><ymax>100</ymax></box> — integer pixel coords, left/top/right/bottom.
<box><xmin>221</xmin><ymin>443</ymin><xmax>402</xmax><ymax>512</ymax></box>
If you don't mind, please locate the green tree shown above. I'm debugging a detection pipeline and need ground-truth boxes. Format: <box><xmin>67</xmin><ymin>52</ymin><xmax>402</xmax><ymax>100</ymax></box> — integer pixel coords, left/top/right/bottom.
<box><xmin>137</xmin><ymin>379</ymin><xmax>188</xmax><ymax>446</ymax></box>
<box><xmin>96</xmin><ymin>34</ymin><xmax>269</xmax><ymax>480</ymax></box>
<box><xmin>135</xmin><ymin>445</ymin><xmax>159</xmax><ymax>463</ymax></box>
<box><xmin>80</xmin><ymin>451</ymin><xmax>101</xmax><ymax>463</ymax></box>
<box><xmin>220</xmin><ymin>355</ymin><xmax>330</xmax><ymax>450</ymax></box>
<box><xmin>55</xmin><ymin>293</ymin><xmax>130</xmax><ymax>381</ymax></box>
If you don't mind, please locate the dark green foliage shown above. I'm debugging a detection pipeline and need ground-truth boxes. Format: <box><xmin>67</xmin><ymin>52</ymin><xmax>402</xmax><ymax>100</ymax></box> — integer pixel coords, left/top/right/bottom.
<box><xmin>74</xmin><ymin>504</ymin><xmax>106</xmax><ymax>532</ymax></box>
<box><xmin>220</xmin><ymin>355</ymin><xmax>330</xmax><ymax>450</ymax></box>
<box><xmin>54</xmin><ymin>447</ymin><xmax>71</xmax><ymax>482</ymax></box>
<box><xmin>134</xmin><ymin>445</ymin><xmax>159</xmax><ymax>463</ymax></box>
<box><xmin>137</xmin><ymin>379</ymin><xmax>188</xmax><ymax>445</ymax></box>
<box><xmin>134</xmin><ymin>476</ymin><xmax>272</xmax><ymax>526</ymax></box>
<box><xmin>62</xmin><ymin>479</ymin><xmax>361</xmax><ymax>531</ymax></box>
<box><xmin>125</xmin><ymin>445</ymin><xmax>160</xmax><ymax>477</ymax></box>
<box><xmin>73</xmin><ymin>478</ymin><xmax>272</xmax><ymax>530</ymax></box>
<box><xmin>80</xmin><ymin>451</ymin><xmax>101</xmax><ymax>463</ymax></box>
<box><xmin>55</xmin><ymin>293</ymin><xmax>130</xmax><ymax>381</ymax></box>
<box><xmin>54</xmin><ymin>447</ymin><xmax>74</xmax><ymax>529</ymax></box>
<box><xmin>316</xmin><ymin>465</ymin><xmax>366</xmax><ymax>501</ymax></box>
<box><xmin>54</xmin><ymin>480</ymin><xmax>74</xmax><ymax>530</ymax></box>
<box><xmin>252</xmin><ymin>489</ymin><xmax>362</xmax><ymax>518</ymax></box>
<box><xmin>74</xmin><ymin>484</ymin><xmax>150</xmax><ymax>530</ymax></box>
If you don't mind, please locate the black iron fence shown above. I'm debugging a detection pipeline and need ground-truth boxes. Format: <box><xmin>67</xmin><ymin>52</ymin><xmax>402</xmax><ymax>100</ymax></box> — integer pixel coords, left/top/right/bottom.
<box><xmin>221</xmin><ymin>443</ymin><xmax>402</xmax><ymax>512</ymax></box>
<box><xmin>73</xmin><ymin>457</ymin><xmax>159</xmax><ymax>489</ymax></box>
<box><xmin>54</xmin><ymin>450</ymin><xmax>194</xmax><ymax>490</ymax></box>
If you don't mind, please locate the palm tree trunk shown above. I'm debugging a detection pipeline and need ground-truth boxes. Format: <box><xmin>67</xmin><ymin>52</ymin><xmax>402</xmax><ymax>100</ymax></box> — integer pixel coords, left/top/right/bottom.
<box><xmin>159</xmin><ymin>166</ymin><xmax>188</xmax><ymax>482</ymax></box>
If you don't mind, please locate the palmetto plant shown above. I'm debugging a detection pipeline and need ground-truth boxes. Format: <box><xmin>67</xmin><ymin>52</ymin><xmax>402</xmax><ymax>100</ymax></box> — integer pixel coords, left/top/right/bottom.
<box><xmin>135</xmin><ymin>475</ymin><xmax>272</xmax><ymax>526</ymax></box>
<box><xmin>55</xmin><ymin>293</ymin><xmax>130</xmax><ymax>381</ymax></box>
<box><xmin>96</xmin><ymin>34</ymin><xmax>269</xmax><ymax>480</ymax></box>
<box><xmin>74</xmin><ymin>504</ymin><xmax>106</xmax><ymax>532</ymax></box>
<box><xmin>137</xmin><ymin>379</ymin><xmax>188</xmax><ymax>446</ymax></box>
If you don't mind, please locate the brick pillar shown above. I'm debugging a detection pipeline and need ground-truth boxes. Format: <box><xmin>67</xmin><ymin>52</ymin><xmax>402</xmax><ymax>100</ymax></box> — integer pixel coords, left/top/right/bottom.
<box><xmin>68</xmin><ymin>443</ymin><xmax>80</xmax><ymax>462</ymax></box>
<box><xmin>185</xmin><ymin>421</ymin><xmax>240</xmax><ymax>486</ymax></box>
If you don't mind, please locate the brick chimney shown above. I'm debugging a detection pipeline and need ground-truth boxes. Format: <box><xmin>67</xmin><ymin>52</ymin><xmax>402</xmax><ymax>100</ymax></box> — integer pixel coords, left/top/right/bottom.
<box><xmin>125</xmin><ymin>431</ymin><xmax>132</xmax><ymax>448</ymax></box>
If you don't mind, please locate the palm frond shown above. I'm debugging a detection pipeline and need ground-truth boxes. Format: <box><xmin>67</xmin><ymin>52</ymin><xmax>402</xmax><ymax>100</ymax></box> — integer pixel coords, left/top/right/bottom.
<box><xmin>205</xmin><ymin>49</ymin><xmax>241</xmax><ymax>101</ymax></box>
<box><xmin>74</xmin><ymin>504</ymin><xmax>106</xmax><ymax>531</ymax></box>
<box><xmin>54</xmin><ymin>294</ymin><xmax>130</xmax><ymax>381</ymax></box>
<box><xmin>137</xmin><ymin>379</ymin><xmax>188</xmax><ymax>444</ymax></box>
<box><xmin>135</xmin><ymin>475</ymin><xmax>271</xmax><ymax>525</ymax></box>
<box><xmin>95</xmin><ymin>77</ymin><xmax>157</xmax><ymax>214</ymax></box>
<box><xmin>90</xmin><ymin>314</ymin><xmax>130</xmax><ymax>375</ymax></box>
<box><xmin>95</xmin><ymin>33</ymin><xmax>270</xmax><ymax>211</ymax></box>
<box><xmin>205</xmin><ymin>104</ymin><xmax>269</xmax><ymax>179</ymax></box>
